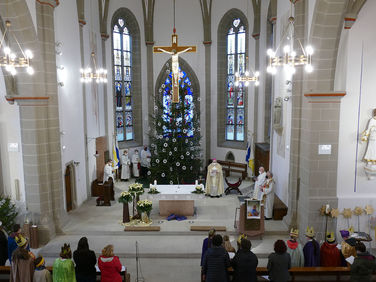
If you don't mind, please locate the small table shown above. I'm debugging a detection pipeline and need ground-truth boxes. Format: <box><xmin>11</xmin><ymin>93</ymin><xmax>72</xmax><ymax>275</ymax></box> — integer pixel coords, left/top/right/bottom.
<box><xmin>146</xmin><ymin>184</ymin><xmax>205</xmax><ymax>216</ymax></box>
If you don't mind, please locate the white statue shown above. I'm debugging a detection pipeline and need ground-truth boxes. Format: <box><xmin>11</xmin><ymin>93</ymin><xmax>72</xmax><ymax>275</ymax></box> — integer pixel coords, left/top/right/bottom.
<box><xmin>361</xmin><ymin>109</ymin><xmax>376</xmax><ymax>179</ymax></box>
<box><xmin>205</xmin><ymin>159</ymin><xmax>224</xmax><ymax>197</ymax></box>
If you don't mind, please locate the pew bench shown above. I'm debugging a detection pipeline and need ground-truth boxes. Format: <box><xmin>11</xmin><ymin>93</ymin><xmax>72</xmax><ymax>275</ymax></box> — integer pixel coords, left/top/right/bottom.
<box><xmin>217</xmin><ymin>160</ymin><xmax>247</xmax><ymax>179</ymax></box>
<box><xmin>0</xmin><ymin>266</ymin><xmax>130</xmax><ymax>282</ymax></box>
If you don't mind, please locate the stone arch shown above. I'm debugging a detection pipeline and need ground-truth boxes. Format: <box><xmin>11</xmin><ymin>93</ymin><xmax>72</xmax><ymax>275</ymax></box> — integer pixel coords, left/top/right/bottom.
<box><xmin>111</xmin><ymin>8</ymin><xmax>143</xmax><ymax>147</ymax></box>
<box><xmin>217</xmin><ymin>9</ymin><xmax>249</xmax><ymax>149</ymax></box>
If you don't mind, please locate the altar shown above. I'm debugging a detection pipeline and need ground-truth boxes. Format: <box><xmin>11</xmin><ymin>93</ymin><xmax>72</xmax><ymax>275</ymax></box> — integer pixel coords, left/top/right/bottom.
<box><xmin>146</xmin><ymin>184</ymin><xmax>205</xmax><ymax>216</ymax></box>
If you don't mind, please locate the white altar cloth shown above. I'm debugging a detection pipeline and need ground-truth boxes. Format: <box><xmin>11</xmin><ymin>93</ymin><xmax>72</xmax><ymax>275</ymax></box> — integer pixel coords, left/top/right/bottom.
<box><xmin>146</xmin><ymin>184</ymin><xmax>205</xmax><ymax>200</ymax></box>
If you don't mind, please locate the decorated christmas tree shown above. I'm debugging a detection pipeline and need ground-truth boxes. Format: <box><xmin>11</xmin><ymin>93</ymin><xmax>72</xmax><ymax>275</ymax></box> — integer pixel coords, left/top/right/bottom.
<box><xmin>148</xmin><ymin>84</ymin><xmax>202</xmax><ymax>184</ymax></box>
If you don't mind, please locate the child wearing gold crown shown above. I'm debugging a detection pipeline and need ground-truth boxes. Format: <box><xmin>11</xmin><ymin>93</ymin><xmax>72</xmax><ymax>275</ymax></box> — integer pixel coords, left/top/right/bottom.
<box><xmin>320</xmin><ymin>232</ymin><xmax>341</xmax><ymax>267</ymax></box>
<box><xmin>302</xmin><ymin>226</ymin><xmax>320</xmax><ymax>266</ymax></box>
<box><xmin>286</xmin><ymin>228</ymin><xmax>304</xmax><ymax>267</ymax></box>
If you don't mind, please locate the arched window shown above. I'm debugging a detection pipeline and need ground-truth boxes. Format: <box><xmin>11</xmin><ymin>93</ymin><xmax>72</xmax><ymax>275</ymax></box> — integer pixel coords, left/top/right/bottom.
<box><xmin>156</xmin><ymin>58</ymin><xmax>200</xmax><ymax>137</ymax></box>
<box><xmin>217</xmin><ymin>10</ymin><xmax>248</xmax><ymax>149</ymax></box>
<box><xmin>112</xmin><ymin>8</ymin><xmax>142</xmax><ymax>146</ymax></box>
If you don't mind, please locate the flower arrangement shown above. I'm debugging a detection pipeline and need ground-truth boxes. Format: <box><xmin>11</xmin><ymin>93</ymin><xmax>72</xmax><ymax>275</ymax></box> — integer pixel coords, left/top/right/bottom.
<box><xmin>148</xmin><ymin>186</ymin><xmax>160</xmax><ymax>194</ymax></box>
<box><xmin>118</xmin><ymin>191</ymin><xmax>133</xmax><ymax>204</ymax></box>
<box><xmin>137</xmin><ymin>199</ymin><xmax>153</xmax><ymax>214</ymax></box>
<box><xmin>192</xmin><ymin>185</ymin><xmax>204</xmax><ymax>194</ymax></box>
<box><xmin>128</xmin><ymin>183</ymin><xmax>144</xmax><ymax>196</ymax></box>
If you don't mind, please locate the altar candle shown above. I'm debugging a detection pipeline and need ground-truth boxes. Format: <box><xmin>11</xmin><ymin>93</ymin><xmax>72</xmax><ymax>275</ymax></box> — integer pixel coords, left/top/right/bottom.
<box><xmin>326</xmin><ymin>204</ymin><xmax>330</xmax><ymax>214</ymax></box>
<box><xmin>154</xmin><ymin>180</ymin><xmax>157</xmax><ymax>185</ymax></box>
<box><xmin>195</xmin><ymin>180</ymin><xmax>198</xmax><ymax>186</ymax></box>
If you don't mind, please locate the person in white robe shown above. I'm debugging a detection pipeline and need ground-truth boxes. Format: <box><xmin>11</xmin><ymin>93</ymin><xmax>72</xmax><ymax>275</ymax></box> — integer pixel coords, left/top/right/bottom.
<box><xmin>132</xmin><ymin>150</ymin><xmax>140</xmax><ymax>178</ymax></box>
<box><xmin>262</xmin><ymin>171</ymin><xmax>274</xmax><ymax>219</ymax></box>
<box><xmin>205</xmin><ymin>159</ymin><xmax>224</xmax><ymax>197</ymax></box>
<box><xmin>103</xmin><ymin>160</ymin><xmax>114</xmax><ymax>183</ymax></box>
<box><xmin>361</xmin><ymin>109</ymin><xmax>376</xmax><ymax>165</ymax></box>
<box><xmin>140</xmin><ymin>146</ymin><xmax>151</xmax><ymax>178</ymax></box>
<box><xmin>252</xmin><ymin>166</ymin><xmax>266</xmax><ymax>200</ymax></box>
<box><xmin>121</xmin><ymin>149</ymin><xmax>131</xmax><ymax>181</ymax></box>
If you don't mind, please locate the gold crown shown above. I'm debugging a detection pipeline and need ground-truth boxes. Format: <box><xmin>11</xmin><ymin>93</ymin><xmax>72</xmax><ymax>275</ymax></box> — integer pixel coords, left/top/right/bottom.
<box><xmin>15</xmin><ymin>235</ymin><xmax>27</xmax><ymax>247</ymax></box>
<box><xmin>290</xmin><ymin>228</ymin><xmax>299</xmax><ymax>237</ymax></box>
<box><xmin>237</xmin><ymin>234</ymin><xmax>247</xmax><ymax>244</ymax></box>
<box><xmin>348</xmin><ymin>226</ymin><xmax>354</xmax><ymax>234</ymax></box>
<box><xmin>326</xmin><ymin>232</ymin><xmax>335</xmax><ymax>243</ymax></box>
<box><xmin>305</xmin><ymin>226</ymin><xmax>315</xmax><ymax>237</ymax></box>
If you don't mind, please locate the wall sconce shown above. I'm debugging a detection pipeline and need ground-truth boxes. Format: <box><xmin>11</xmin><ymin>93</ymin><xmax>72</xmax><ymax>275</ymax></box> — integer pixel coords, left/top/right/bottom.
<box><xmin>57</xmin><ymin>65</ymin><xmax>64</xmax><ymax>70</ymax></box>
<box><xmin>58</xmin><ymin>82</ymin><xmax>64</xmax><ymax>87</ymax></box>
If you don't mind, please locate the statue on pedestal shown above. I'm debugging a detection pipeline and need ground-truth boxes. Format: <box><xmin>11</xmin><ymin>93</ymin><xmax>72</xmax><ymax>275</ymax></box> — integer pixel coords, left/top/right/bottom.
<box><xmin>361</xmin><ymin>109</ymin><xmax>376</xmax><ymax>180</ymax></box>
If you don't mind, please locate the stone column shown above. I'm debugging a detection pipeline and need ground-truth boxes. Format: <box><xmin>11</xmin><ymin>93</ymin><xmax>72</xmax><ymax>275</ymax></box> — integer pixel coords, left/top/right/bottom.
<box><xmin>204</xmin><ymin>41</ymin><xmax>211</xmax><ymax>163</ymax></box>
<box><xmin>146</xmin><ymin>42</ymin><xmax>155</xmax><ymax>141</ymax></box>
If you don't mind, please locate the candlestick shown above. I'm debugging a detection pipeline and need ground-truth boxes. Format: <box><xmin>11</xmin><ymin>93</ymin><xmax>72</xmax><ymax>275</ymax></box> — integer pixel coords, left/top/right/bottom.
<box><xmin>326</xmin><ymin>204</ymin><xmax>330</xmax><ymax>214</ymax></box>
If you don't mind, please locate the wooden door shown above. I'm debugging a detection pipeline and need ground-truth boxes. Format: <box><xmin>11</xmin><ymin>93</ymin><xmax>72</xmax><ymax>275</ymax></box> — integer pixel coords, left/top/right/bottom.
<box><xmin>65</xmin><ymin>166</ymin><xmax>73</xmax><ymax>212</ymax></box>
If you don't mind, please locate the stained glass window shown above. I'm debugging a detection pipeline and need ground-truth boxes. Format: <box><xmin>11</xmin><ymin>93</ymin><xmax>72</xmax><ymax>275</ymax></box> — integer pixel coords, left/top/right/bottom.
<box><xmin>113</xmin><ymin>18</ymin><xmax>133</xmax><ymax>141</ymax></box>
<box><xmin>226</xmin><ymin>18</ymin><xmax>245</xmax><ymax>141</ymax></box>
<box><xmin>159</xmin><ymin>66</ymin><xmax>195</xmax><ymax>137</ymax></box>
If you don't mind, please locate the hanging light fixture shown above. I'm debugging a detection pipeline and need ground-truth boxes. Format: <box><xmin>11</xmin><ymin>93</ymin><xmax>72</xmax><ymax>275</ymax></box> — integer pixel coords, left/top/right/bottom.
<box><xmin>235</xmin><ymin>71</ymin><xmax>260</xmax><ymax>87</ymax></box>
<box><xmin>266</xmin><ymin>0</ymin><xmax>313</xmax><ymax>76</ymax></box>
<box><xmin>0</xmin><ymin>21</ymin><xmax>34</xmax><ymax>76</ymax></box>
<box><xmin>80</xmin><ymin>52</ymin><xmax>107</xmax><ymax>83</ymax></box>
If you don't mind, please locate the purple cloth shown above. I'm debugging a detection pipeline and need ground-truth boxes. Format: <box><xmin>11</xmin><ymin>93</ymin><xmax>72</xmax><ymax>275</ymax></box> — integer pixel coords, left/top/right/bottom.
<box><xmin>200</xmin><ymin>238</ymin><xmax>212</xmax><ymax>266</ymax></box>
<box><xmin>340</xmin><ymin>230</ymin><xmax>350</xmax><ymax>238</ymax></box>
<box><xmin>303</xmin><ymin>240</ymin><xmax>320</xmax><ymax>267</ymax></box>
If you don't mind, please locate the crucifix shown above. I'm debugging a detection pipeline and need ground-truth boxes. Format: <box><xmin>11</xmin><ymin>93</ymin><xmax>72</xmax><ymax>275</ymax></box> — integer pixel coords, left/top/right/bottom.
<box><xmin>153</xmin><ymin>0</ymin><xmax>196</xmax><ymax>103</ymax></box>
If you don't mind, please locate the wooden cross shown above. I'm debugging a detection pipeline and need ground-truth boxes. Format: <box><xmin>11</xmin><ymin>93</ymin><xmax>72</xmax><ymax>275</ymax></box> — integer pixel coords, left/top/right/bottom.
<box><xmin>154</xmin><ymin>32</ymin><xmax>196</xmax><ymax>103</ymax></box>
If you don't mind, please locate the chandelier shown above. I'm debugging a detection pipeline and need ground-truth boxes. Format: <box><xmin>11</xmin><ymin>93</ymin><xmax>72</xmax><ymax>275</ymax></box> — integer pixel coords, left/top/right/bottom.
<box><xmin>0</xmin><ymin>21</ymin><xmax>34</xmax><ymax>75</ymax></box>
<box><xmin>80</xmin><ymin>52</ymin><xmax>107</xmax><ymax>83</ymax></box>
<box><xmin>235</xmin><ymin>71</ymin><xmax>260</xmax><ymax>87</ymax></box>
<box><xmin>266</xmin><ymin>1</ymin><xmax>313</xmax><ymax>75</ymax></box>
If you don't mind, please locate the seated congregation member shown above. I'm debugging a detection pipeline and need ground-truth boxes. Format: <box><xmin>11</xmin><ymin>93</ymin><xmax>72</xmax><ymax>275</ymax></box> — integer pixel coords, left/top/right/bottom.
<box><xmin>320</xmin><ymin>232</ymin><xmax>341</xmax><ymax>267</ymax></box>
<box><xmin>286</xmin><ymin>228</ymin><xmax>304</xmax><ymax>267</ymax></box>
<box><xmin>33</xmin><ymin>256</ymin><xmax>52</xmax><ymax>282</ymax></box>
<box><xmin>223</xmin><ymin>235</ymin><xmax>235</xmax><ymax>254</ymax></box>
<box><xmin>303</xmin><ymin>226</ymin><xmax>320</xmax><ymax>266</ymax></box>
<box><xmin>8</xmin><ymin>224</ymin><xmax>22</xmax><ymax>264</ymax></box>
<box><xmin>53</xmin><ymin>243</ymin><xmax>76</xmax><ymax>282</ymax></box>
<box><xmin>267</xmin><ymin>240</ymin><xmax>291</xmax><ymax>282</ymax></box>
<box><xmin>350</xmin><ymin>242</ymin><xmax>376</xmax><ymax>282</ymax></box>
<box><xmin>73</xmin><ymin>237</ymin><xmax>97</xmax><ymax>282</ymax></box>
<box><xmin>202</xmin><ymin>234</ymin><xmax>231</xmax><ymax>282</ymax></box>
<box><xmin>200</xmin><ymin>228</ymin><xmax>215</xmax><ymax>267</ymax></box>
<box><xmin>10</xmin><ymin>235</ymin><xmax>35</xmax><ymax>282</ymax></box>
<box><xmin>98</xmin><ymin>244</ymin><xmax>122</xmax><ymax>282</ymax></box>
<box><xmin>0</xmin><ymin>221</ymin><xmax>7</xmax><ymax>266</ymax></box>
<box><xmin>231</xmin><ymin>238</ymin><xmax>258</xmax><ymax>282</ymax></box>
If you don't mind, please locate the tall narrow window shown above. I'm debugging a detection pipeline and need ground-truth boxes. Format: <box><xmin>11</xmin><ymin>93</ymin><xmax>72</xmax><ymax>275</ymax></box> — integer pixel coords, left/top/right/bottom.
<box><xmin>226</xmin><ymin>19</ymin><xmax>245</xmax><ymax>141</ymax></box>
<box><xmin>113</xmin><ymin>18</ymin><xmax>133</xmax><ymax>141</ymax></box>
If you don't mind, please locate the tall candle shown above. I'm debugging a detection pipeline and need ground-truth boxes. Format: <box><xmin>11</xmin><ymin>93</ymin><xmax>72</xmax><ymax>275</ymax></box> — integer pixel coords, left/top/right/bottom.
<box><xmin>326</xmin><ymin>204</ymin><xmax>330</xmax><ymax>214</ymax></box>
<box><xmin>154</xmin><ymin>180</ymin><xmax>157</xmax><ymax>185</ymax></box>
<box><xmin>195</xmin><ymin>180</ymin><xmax>198</xmax><ymax>186</ymax></box>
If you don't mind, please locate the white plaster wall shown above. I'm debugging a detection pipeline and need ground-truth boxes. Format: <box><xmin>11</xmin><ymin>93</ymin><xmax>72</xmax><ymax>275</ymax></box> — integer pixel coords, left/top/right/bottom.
<box><xmin>335</xmin><ymin>0</ymin><xmax>376</xmax><ymax>247</ymax></box>
<box><xmin>25</xmin><ymin>0</ymin><xmax>37</xmax><ymax>32</ymax></box>
<box><xmin>0</xmin><ymin>70</ymin><xmax>25</xmax><ymax>201</ymax></box>
<box><xmin>269</xmin><ymin>0</ymin><xmax>291</xmax><ymax>206</ymax></box>
<box><xmin>54</xmin><ymin>0</ymin><xmax>89</xmax><ymax>207</ymax></box>
<box><xmin>210</xmin><ymin>0</ymin><xmax>255</xmax><ymax>163</ymax></box>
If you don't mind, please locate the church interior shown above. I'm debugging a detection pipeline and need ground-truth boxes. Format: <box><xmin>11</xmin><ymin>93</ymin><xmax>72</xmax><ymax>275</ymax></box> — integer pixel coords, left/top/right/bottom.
<box><xmin>1</xmin><ymin>0</ymin><xmax>376</xmax><ymax>281</ymax></box>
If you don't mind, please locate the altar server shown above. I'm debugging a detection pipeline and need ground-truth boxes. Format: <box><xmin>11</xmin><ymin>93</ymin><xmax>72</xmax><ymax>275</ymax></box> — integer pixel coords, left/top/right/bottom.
<box><xmin>286</xmin><ymin>228</ymin><xmax>304</xmax><ymax>267</ymax></box>
<box><xmin>320</xmin><ymin>232</ymin><xmax>341</xmax><ymax>267</ymax></box>
<box><xmin>252</xmin><ymin>167</ymin><xmax>266</xmax><ymax>200</ymax></box>
<box><xmin>303</xmin><ymin>226</ymin><xmax>320</xmax><ymax>266</ymax></box>
<box><xmin>262</xmin><ymin>171</ymin><xmax>274</xmax><ymax>220</ymax></box>
<box><xmin>121</xmin><ymin>150</ymin><xmax>130</xmax><ymax>181</ymax></box>
<box><xmin>132</xmin><ymin>150</ymin><xmax>140</xmax><ymax>178</ymax></box>
<box><xmin>205</xmin><ymin>159</ymin><xmax>224</xmax><ymax>197</ymax></box>
<box><xmin>103</xmin><ymin>160</ymin><xmax>114</xmax><ymax>183</ymax></box>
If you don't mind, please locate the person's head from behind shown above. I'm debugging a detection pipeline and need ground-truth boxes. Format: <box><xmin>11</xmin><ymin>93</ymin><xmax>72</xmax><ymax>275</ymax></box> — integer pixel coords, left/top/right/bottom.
<box><xmin>16</xmin><ymin>235</ymin><xmax>28</xmax><ymax>249</ymax></box>
<box><xmin>212</xmin><ymin>234</ymin><xmax>223</xmax><ymax>247</ymax></box>
<box><xmin>355</xmin><ymin>242</ymin><xmax>366</xmax><ymax>253</ymax></box>
<box><xmin>274</xmin><ymin>240</ymin><xmax>287</xmax><ymax>254</ymax></box>
<box><xmin>241</xmin><ymin>238</ymin><xmax>252</xmax><ymax>252</ymax></box>
<box><xmin>77</xmin><ymin>237</ymin><xmax>89</xmax><ymax>251</ymax></box>
<box><xmin>102</xmin><ymin>244</ymin><xmax>114</xmax><ymax>257</ymax></box>
<box><xmin>60</xmin><ymin>243</ymin><xmax>72</xmax><ymax>259</ymax></box>
<box><xmin>223</xmin><ymin>235</ymin><xmax>230</xmax><ymax>242</ymax></box>
<box><xmin>35</xmin><ymin>256</ymin><xmax>45</xmax><ymax>268</ymax></box>
<box><xmin>13</xmin><ymin>224</ymin><xmax>21</xmax><ymax>234</ymax></box>
<box><xmin>208</xmin><ymin>228</ymin><xmax>216</xmax><ymax>239</ymax></box>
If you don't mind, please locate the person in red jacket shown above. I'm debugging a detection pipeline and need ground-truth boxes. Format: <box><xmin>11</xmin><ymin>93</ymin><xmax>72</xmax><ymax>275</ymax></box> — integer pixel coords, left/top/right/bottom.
<box><xmin>98</xmin><ymin>245</ymin><xmax>122</xmax><ymax>282</ymax></box>
<box><xmin>320</xmin><ymin>232</ymin><xmax>341</xmax><ymax>267</ymax></box>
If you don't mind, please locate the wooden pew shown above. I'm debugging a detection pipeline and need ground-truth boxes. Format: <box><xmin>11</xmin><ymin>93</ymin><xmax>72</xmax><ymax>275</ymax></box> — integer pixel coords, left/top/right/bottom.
<box><xmin>217</xmin><ymin>160</ymin><xmax>247</xmax><ymax>179</ymax></box>
<box><xmin>0</xmin><ymin>266</ymin><xmax>130</xmax><ymax>282</ymax></box>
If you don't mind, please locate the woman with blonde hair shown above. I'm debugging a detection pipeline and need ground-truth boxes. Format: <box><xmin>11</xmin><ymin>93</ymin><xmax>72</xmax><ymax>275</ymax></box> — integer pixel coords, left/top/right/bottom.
<box><xmin>223</xmin><ymin>235</ymin><xmax>235</xmax><ymax>254</ymax></box>
<box><xmin>98</xmin><ymin>244</ymin><xmax>122</xmax><ymax>282</ymax></box>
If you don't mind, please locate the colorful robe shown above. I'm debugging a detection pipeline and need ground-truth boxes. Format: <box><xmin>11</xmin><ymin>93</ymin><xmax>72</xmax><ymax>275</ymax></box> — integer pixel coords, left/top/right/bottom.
<box><xmin>52</xmin><ymin>258</ymin><xmax>76</xmax><ymax>282</ymax></box>
<box><xmin>320</xmin><ymin>242</ymin><xmax>341</xmax><ymax>267</ymax></box>
<box><xmin>303</xmin><ymin>240</ymin><xmax>320</xmax><ymax>266</ymax></box>
<box><xmin>287</xmin><ymin>240</ymin><xmax>304</xmax><ymax>267</ymax></box>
